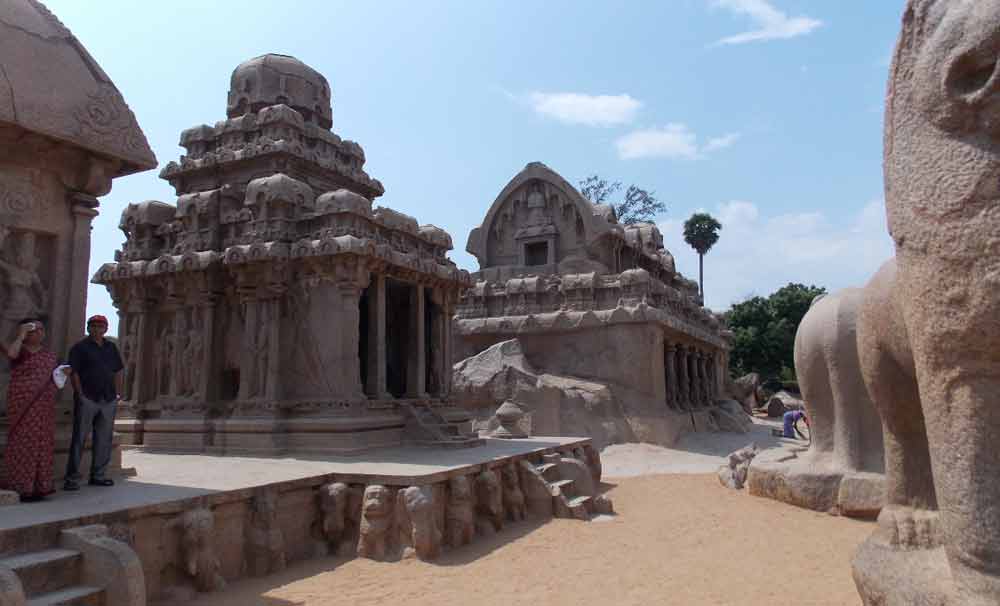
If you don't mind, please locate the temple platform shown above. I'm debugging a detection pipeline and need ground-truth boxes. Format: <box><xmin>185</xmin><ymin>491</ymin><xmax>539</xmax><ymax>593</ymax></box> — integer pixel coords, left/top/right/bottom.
<box><xmin>0</xmin><ymin>437</ymin><xmax>607</xmax><ymax>605</ymax></box>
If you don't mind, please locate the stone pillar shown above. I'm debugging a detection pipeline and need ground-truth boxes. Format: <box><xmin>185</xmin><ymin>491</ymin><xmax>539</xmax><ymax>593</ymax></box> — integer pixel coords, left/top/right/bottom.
<box><xmin>64</xmin><ymin>198</ymin><xmax>99</xmax><ymax>357</ymax></box>
<box><xmin>429</xmin><ymin>288</ymin><xmax>447</xmax><ymax>397</ymax></box>
<box><xmin>664</xmin><ymin>342</ymin><xmax>678</xmax><ymax>410</ymax></box>
<box><xmin>130</xmin><ymin>306</ymin><xmax>149</xmax><ymax>404</ymax></box>
<box><xmin>442</xmin><ymin>294</ymin><xmax>454</xmax><ymax>397</ymax></box>
<box><xmin>238</xmin><ymin>298</ymin><xmax>259</xmax><ymax>401</ymax></box>
<box><xmin>366</xmin><ymin>274</ymin><xmax>388</xmax><ymax>398</ymax></box>
<box><xmin>697</xmin><ymin>352</ymin><xmax>708</xmax><ymax>406</ymax></box>
<box><xmin>169</xmin><ymin>306</ymin><xmax>184</xmax><ymax>397</ymax></box>
<box><xmin>336</xmin><ymin>284</ymin><xmax>364</xmax><ymax>399</ymax></box>
<box><xmin>407</xmin><ymin>283</ymin><xmax>427</xmax><ymax>398</ymax></box>
<box><xmin>687</xmin><ymin>348</ymin><xmax>700</xmax><ymax>408</ymax></box>
<box><xmin>677</xmin><ymin>346</ymin><xmax>690</xmax><ymax>411</ymax></box>
<box><xmin>265</xmin><ymin>298</ymin><xmax>282</xmax><ymax>401</ymax></box>
<box><xmin>707</xmin><ymin>353</ymin><xmax>717</xmax><ymax>403</ymax></box>
<box><xmin>196</xmin><ymin>301</ymin><xmax>215</xmax><ymax>402</ymax></box>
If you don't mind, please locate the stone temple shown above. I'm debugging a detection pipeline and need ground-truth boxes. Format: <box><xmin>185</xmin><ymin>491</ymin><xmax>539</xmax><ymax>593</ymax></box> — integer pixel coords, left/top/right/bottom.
<box><xmin>93</xmin><ymin>54</ymin><xmax>479</xmax><ymax>454</ymax></box>
<box><xmin>453</xmin><ymin>162</ymin><xmax>733</xmax><ymax>447</ymax></box>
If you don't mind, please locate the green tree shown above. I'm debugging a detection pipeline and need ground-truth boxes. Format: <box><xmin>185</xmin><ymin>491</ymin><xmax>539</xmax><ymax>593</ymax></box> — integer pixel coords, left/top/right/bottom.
<box><xmin>724</xmin><ymin>283</ymin><xmax>827</xmax><ymax>379</ymax></box>
<box><xmin>578</xmin><ymin>175</ymin><xmax>665</xmax><ymax>225</ymax></box>
<box><xmin>682</xmin><ymin>212</ymin><xmax>722</xmax><ymax>303</ymax></box>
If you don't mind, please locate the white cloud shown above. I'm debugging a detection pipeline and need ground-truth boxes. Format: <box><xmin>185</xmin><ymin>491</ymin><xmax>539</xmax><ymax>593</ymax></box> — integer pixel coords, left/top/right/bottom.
<box><xmin>524</xmin><ymin>92</ymin><xmax>641</xmax><ymax>127</ymax></box>
<box><xmin>615</xmin><ymin>124</ymin><xmax>740</xmax><ymax>160</ymax></box>
<box><xmin>711</xmin><ymin>0</ymin><xmax>822</xmax><ymax>46</ymax></box>
<box><xmin>703</xmin><ymin>132</ymin><xmax>741</xmax><ymax>153</ymax></box>
<box><xmin>661</xmin><ymin>198</ymin><xmax>894</xmax><ymax>311</ymax></box>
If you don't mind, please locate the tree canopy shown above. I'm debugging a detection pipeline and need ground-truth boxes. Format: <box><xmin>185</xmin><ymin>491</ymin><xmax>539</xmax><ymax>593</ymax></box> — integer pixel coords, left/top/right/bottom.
<box><xmin>578</xmin><ymin>175</ymin><xmax>665</xmax><ymax>225</ymax></box>
<box><xmin>724</xmin><ymin>283</ymin><xmax>827</xmax><ymax>380</ymax></box>
<box><xmin>682</xmin><ymin>212</ymin><xmax>722</xmax><ymax>255</ymax></box>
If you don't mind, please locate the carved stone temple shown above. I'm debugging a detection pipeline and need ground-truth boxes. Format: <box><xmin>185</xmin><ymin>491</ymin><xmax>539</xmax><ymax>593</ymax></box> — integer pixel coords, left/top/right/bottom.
<box><xmin>0</xmin><ymin>0</ymin><xmax>156</xmax><ymax>476</ymax></box>
<box><xmin>452</xmin><ymin>162</ymin><xmax>732</xmax><ymax>447</ymax></box>
<box><xmin>93</xmin><ymin>54</ymin><xmax>477</xmax><ymax>454</ymax></box>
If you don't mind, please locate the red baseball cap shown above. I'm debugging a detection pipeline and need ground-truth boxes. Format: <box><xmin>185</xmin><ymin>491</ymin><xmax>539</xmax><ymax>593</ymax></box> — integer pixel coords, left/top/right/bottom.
<box><xmin>87</xmin><ymin>315</ymin><xmax>109</xmax><ymax>326</ymax></box>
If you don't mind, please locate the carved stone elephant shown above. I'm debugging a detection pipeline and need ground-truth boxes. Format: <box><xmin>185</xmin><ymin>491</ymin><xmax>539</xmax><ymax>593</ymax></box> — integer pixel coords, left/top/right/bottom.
<box><xmin>853</xmin><ymin>2</ymin><xmax>1000</xmax><ymax>604</ymax></box>
<box><xmin>747</xmin><ymin>288</ymin><xmax>885</xmax><ymax>518</ymax></box>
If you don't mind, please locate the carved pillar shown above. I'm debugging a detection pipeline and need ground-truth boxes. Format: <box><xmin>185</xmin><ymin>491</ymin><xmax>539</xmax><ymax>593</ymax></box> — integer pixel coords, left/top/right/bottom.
<box><xmin>664</xmin><ymin>342</ymin><xmax>678</xmax><ymax>410</ymax></box>
<box><xmin>195</xmin><ymin>298</ymin><xmax>216</xmax><ymax>402</ymax></box>
<box><xmin>407</xmin><ymin>283</ymin><xmax>427</xmax><ymax>398</ymax></box>
<box><xmin>237</xmin><ymin>296</ymin><xmax>259</xmax><ymax>401</ymax></box>
<box><xmin>265</xmin><ymin>297</ymin><xmax>281</xmax><ymax>402</ymax></box>
<box><xmin>366</xmin><ymin>274</ymin><xmax>388</xmax><ymax>398</ymax></box>
<box><xmin>336</xmin><ymin>283</ymin><xmax>364</xmax><ymax>399</ymax></box>
<box><xmin>130</xmin><ymin>303</ymin><xmax>150</xmax><ymax>405</ymax></box>
<box><xmin>691</xmin><ymin>350</ymin><xmax>703</xmax><ymax>408</ymax></box>
<box><xmin>442</xmin><ymin>292</ymin><xmax>454</xmax><ymax>398</ymax></box>
<box><xmin>64</xmin><ymin>198</ymin><xmax>99</xmax><ymax>358</ymax></box>
<box><xmin>697</xmin><ymin>351</ymin><xmax>708</xmax><ymax>406</ymax></box>
<box><xmin>169</xmin><ymin>305</ymin><xmax>184</xmax><ymax>397</ymax></box>
<box><xmin>677</xmin><ymin>346</ymin><xmax>689</xmax><ymax>411</ymax></box>
<box><xmin>707</xmin><ymin>354</ymin><xmax>716</xmax><ymax>403</ymax></box>
<box><xmin>428</xmin><ymin>287</ymin><xmax>446</xmax><ymax>397</ymax></box>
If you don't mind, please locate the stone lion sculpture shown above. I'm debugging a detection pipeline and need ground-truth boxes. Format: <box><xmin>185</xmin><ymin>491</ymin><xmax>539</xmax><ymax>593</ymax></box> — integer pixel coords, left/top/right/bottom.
<box><xmin>245</xmin><ymin>489</ymin><xmax>286</xmax><ymax>577</ymax></box>
<box><xmin>475</xmin><ymin>470</ymin><xmax>504</xmax><ymax>536</ymax></box>
<box><xmin>315</xmin><ymin>481</ymin><xmax>350</xmax><ymax>556</ymax></box>
<box><xmin>501</xmin><ymin>463</ymin><xmax>527</xmax><ymax>522</ymax></box>
<box><xmin>852</xmin><ymin>2</ymin><xmax>1000</xmax><ymax>604</ymax></box>
<box><xmin>445</xmin><ymin>475</ymin><xmax>475</xmax><ymax>548</ymax></box>
<box><xmin>747</xmin><ymin>289</ymin><xmax>885</xmax><ymax>518</ymax></box>
<box><xmin>357</xmin><ymin>485</ymin><xmax>394</xmax><ymax>560</ymax></box>
<box><xmin>396</xmin><ymin>486</ymin><xmax>442</xmax><ymax>560</ymax></box>
<box><xmin>174</xmin><ymin>508</ymin><xmax>226</xmax><ymax>593</ymax></box>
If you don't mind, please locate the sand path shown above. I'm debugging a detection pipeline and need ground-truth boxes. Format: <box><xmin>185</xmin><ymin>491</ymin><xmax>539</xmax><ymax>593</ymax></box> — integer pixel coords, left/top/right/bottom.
<box><xmin>186</xmin><ymin>471</ymin><xmax>870</xmax><ymax>606</ymax></box>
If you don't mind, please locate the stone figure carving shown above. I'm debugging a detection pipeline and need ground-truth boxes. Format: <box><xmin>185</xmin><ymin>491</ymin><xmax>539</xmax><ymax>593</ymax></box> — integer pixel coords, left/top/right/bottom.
<box><xmin>357</xmin><ymin>485</ymin><xmax>394</xmax><ymax>560</ymax></box>
<box><xmin>0</xmin><ymin>231</ymin><xmax>47</xmax><ymax>334</ymax></box>
<box><xmin>187</xmin><ymin>327</ymin><xmax>204</xmax><ymax>395</ymax></box>
<box><xmin>582</xmin><ymin>444</ymin><xmax>603</xmax><ymax>485</ymax></box>
<box><xmin>851</xmin><ymin>3</ymin><xmax>1000</xmax><ymax>604</ymax></box>
<box><xmin>445</xmin><ymin>475</ymin><xmax>475</xmax><ymax>548</ymax></box>
<box><xmin>174</xmin><ymin>508</ymin><xmax>226</xmax><ymax>592</ymax></box>
<box><xmin>501</xmin><ymin>463</ymin><xmax>527</xmax><ymax>522</ymax></box>
<box><xmin>475</xmin><ymin>470</ymin><xmax>504</xmax><ymax>536</ymax></box>
<box><xmin>120</xmin><ymin>317</ymin><xmax>138</xmax><ymax>401</ymax></box>
<box><xmin>396</xmin><ymin>486</ymin><xmax>442</xmax><ymax>560</ymax></box>
<box><xmin>316</xmin><ymin>482</ymin><xmax>350</xmax><ymax>556</ymax></box>
<box><xmin>245</xmin><ymin>489</ymin><xmax>286</xmax><ymax>577</ymax></box>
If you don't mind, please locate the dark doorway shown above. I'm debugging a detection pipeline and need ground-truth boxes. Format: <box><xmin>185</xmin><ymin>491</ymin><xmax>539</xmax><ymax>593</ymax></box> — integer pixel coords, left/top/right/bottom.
<box><xmin>385</xmin><ymin>279</ymin><xmax>411</xmax><ymax>397</ymax></box>
<box><xmin>524</xmin><ymin>241</ymin><xmax>549</xmax><ymax>266</ymax></box>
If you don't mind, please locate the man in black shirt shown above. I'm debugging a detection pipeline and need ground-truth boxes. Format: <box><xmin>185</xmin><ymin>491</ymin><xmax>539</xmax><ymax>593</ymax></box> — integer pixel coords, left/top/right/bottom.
<box><xmin>64</xmin><ymin>315</ymin><xmax>124</xmax><ymax>490</ymax></box>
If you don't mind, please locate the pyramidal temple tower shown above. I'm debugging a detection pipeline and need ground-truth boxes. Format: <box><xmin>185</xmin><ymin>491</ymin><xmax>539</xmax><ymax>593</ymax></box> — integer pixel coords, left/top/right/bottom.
<box><xmin>94</xmin><ymin>54</ymin><xmax>477</xmax><ymax>453</ymax></box>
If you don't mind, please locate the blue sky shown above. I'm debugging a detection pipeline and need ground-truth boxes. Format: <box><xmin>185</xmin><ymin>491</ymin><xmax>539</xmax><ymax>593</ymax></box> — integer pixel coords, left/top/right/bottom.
<box><xmin>43</xmin><ymin>0</ymin><xmax>904</xmax><ymax>333</ymax></box>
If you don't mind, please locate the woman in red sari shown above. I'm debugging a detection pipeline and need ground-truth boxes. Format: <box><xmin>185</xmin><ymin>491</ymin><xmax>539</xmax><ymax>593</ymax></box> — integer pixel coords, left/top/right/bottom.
<box><xmin>4</xmin><ymin>318</ymin><xmax>59</xmax><ymax>501</ymax></box>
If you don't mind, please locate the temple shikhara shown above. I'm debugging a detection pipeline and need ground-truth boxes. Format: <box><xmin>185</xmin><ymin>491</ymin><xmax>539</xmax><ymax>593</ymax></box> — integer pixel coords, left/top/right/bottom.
<box><xmin>453</xmin><ymin>162</ymin><xmax>734</xmax><ymax>446</ymax></box>
<box><xmin>94</xmin><ymin>54</ymin><xmax>478</xmax><ymax>453</ymax></box>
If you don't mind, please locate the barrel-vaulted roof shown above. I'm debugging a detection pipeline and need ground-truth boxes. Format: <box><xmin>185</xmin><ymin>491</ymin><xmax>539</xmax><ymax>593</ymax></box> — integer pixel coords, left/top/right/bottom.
<box><xmin>0</xmin><ymin>0</ymin><xmax>156</xmax><ymax>175</ymax></box>
<box><xmin>466</xmin><ymin>161</ymin><xmax>619</xmax><ymax>267</ymax></box>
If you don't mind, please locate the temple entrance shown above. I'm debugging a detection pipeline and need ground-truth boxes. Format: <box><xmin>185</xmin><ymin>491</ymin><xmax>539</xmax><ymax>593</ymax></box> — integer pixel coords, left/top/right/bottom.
<box><xmin>385</xmin><ymin>278</ymin><xmax>412</xmax><ymax>398</ymax></box>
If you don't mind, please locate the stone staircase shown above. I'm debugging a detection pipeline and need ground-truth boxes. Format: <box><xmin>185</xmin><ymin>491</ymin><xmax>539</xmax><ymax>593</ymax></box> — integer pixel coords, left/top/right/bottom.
<box><xmin>0</xmin><ymin>525</ymin><xmax>145</xmax><ymax>606</ymax></box>
<box><xmin>519</xmin><ymin>453</ymin><xmax>613</xmax><ymax>521</ymax></box>
<box><xmin>400</xmin><ymin>402</ymin><xmax>484</xmax><ymax>448</ymax></box>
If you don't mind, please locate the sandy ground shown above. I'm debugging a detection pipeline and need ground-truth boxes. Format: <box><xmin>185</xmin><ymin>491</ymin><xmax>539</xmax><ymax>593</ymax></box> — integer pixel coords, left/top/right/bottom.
<box><xmin>187</xmin><ymin>426</ymin><xmax>869</xmax><ymax>606</ymax></box>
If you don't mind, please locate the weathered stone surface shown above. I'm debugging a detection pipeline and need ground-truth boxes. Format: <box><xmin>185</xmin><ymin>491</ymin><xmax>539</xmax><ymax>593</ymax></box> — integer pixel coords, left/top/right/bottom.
<box><xmin>454</xmin><ymin>338</ymin><xmax>696</xmax><ymax>449</ymax></box>
<box><xmin>315</xmin><ymin>482</ymin><xmax>350</xmax><ymax>556</ymax></box>
<box><xmin>396</xmin><ymin>486</ymin><xmax>441</xmax><ymax>561</ymax></box>
<box><xmin>357</xmin><ymin>485</ymin><xmax>394</xmax><ymax>561</ymax></box>
<box><xmin>764</xmin><ymin>391</ymin><xmax>803</xmax><ymax>418</ymax></box>
<box><xmin>727</xmin><ymin>373</ymin><xmax>761</xmax><ymax>413</ymax></box>
<box><xmin>172</xmin><ymin>508</ymin><xmax>225</xmax><ymax>593</ymax></box>
<box><xmin>500</xmin><ymin>463</ymin><xmax>527</xmax><ymax>522</ymax></box>
<box><xmin>852</xmin><ymin>2</ymin><xmax>1000</xmax><ymax>603</ymax></box>
<box><xmin>245</xmin><ymin>489</ymin><xmax>285</xmax><ymax>576</ymax></box>
<box><xmin>475</xmin><ymin>470</ymin><xmax>504</xmax><ymax>536</ymax></box>
<box><xmin>0</xmin><ymin>563</ymin><xmax>24</xmax><ymax>606</ymax></box>
<box><xmin>749</xmin><ymin>289</ymin><xmax>885</xmax><ymax>518</ymax></box>
<box><xmin>0</xmin><ymin>492</ymin><xmax>17</xmax><ymax>507</ymax></box>
<box><xmin>710</xmin><ymin>400</ymin><xmax>753</xmax><ymax>434</ymax></box>
<box><xmin>444</xmin><ymin>476</ymin><xmax>475</xmax><ymax>548</ymax></box>
<box><xmin>717</xmin><ymin>443</ymin><xmax>758</xmax><ymax>490</ymax></box>
<box><xmin>59</xmin><ymin>524</ymin><xmax>145</xmax><ymax>606</ymax></box>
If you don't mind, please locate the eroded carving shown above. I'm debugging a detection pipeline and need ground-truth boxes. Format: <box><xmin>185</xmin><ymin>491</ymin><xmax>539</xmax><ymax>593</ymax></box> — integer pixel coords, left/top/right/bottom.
<box><xmin>445</xmin><ymin>475</ymin><xmax>475</xmax><ymax>548</ymax></box>
<box><xmin>245</xmin><ymin>489</ymin><xmax>286</xmax><ymax>577</ymax></box>
<box><xmin>357</xmin><ymin>485</ymin><xmax>394</xmax><ymax>560</ymax></box>
<box><xmin>173</xmin><ymin>508</ymin><xmax>225</xmax><ymax>593</ymax></box>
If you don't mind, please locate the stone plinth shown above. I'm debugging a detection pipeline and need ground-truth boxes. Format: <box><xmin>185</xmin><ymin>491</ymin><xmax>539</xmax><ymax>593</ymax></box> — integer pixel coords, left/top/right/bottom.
<box><xmin>0</xmin><ymin>437</ymin><xmax>608</xmax><ymax>603</ymax></box>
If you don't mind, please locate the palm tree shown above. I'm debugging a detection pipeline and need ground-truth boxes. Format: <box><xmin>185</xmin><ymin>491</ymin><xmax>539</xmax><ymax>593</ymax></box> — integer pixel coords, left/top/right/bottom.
<box><xmin>683</xmin><ymin>212</ymin><xmax>722</xmax><ymax>305</ymax></box>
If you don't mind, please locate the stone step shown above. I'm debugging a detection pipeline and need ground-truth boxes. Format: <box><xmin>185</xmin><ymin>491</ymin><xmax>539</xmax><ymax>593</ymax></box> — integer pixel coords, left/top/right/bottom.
<box><xmin>550</xmin><ymin>479</ymin><xmax>575</xmax><ymax>491</ymax></box>
<box><xmin>566</xmin><ymin>495</ymin><xmax>592</xmax><ymax>521</ymax></box>
<box><xmin>0</xmin><ymin>549</ymin><xmax>82</xmax><ymax>597</ymax></box>
<box><xmin>26</xmin><ymin>585</ymin><xmax>104</xmax><ymax>606</ymax></box>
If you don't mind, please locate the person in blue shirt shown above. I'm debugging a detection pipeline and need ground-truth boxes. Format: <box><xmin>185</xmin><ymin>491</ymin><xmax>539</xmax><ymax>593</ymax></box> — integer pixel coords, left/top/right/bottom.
<box><xmin>782</xmin><ymin>409</ymin><xmax>809</xmax><ymax>439</ymax></box>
